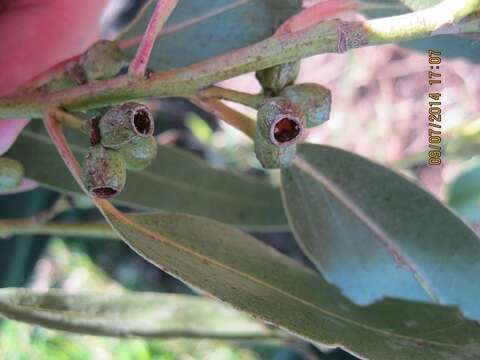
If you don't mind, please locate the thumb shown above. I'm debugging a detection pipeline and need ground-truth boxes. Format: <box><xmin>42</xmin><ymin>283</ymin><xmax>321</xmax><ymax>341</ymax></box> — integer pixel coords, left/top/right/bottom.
<box><xmin>0</xmin><ymin>0</ymin><xmax>108</xmax><ymax>156</ymax></box>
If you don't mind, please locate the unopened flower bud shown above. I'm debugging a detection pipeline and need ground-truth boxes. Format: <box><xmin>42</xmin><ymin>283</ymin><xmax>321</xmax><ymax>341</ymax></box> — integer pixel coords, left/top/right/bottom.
<box><xmin>82</xmin><ymin>145</ymin><xmax>126</xmax><ymax>198</ymax></box>
<box><xmin>120</xmin><ymin>136</ymin><xmax>158</xmax><ymax>171</ymax></box>
<box><xmin>257</xmin><ymin>97</ymin><xmax>306</xmax><ymax>147</ymax></box>
<box><xmin>254</xmin><ymin>132</ymin><xmax>296</xmax><ymax>169</ymax></box>
<box><xmin>280</xmin><ymin>83</ymin><xmax>331</xmax><ymax>128</ymax></box>
<box><xmin>255</xmin><ymin>61</ymin><xmax>300</xmax><ymax>95</ymax></box>
<box><xmin>0</xmin><ymin>157</ymin><xmax>24</xmax><ymax>191</ymax></box>
<box><xmin>99</xmin><ymin>102</ymin><xmax>154</xmax><ymax>149</ymax></box>
<box><xmin>79</xmin><ymin>40</ymin><xmax>125</xmax><ymax>81</ymax></box>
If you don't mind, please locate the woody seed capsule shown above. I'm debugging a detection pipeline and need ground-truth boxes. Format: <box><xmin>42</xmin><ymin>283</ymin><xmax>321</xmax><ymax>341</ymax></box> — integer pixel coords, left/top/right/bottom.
<box><xmin>80</xmin><ymin>40</ymin><xmax>126</xmax><ymax>82</ymax></box>
<box><xmin>120</xmin><ymin>136</ymin><xmax>158</xmax><ymax>171</ymax></box>
<box><xmin>257</xmin><ymin>97</ymin><xmax>306</xmax><ymax>147</ymax></box>
<box><xmin>99</xmin><ymin>102</ymin><xmax>154</xmax><ymax>149</ymax></box>
<box><xmin>254</xmin><ymin>132</ymin><xmax>297</xmax><ymax>169</ymax></box>
<box><xmin>280</xmin><ymin>83</ymin><xmax>332</xmax><ymax>128</ymax></box>
<box><xmin>82</xmin><ymin>145</ymin><xmax>126</xmax><ymax>198</ymax></box>
<box><xmin>255</xmin><ymin>61</ymin><xmax>300</xmax><ymax>95</ymax></box>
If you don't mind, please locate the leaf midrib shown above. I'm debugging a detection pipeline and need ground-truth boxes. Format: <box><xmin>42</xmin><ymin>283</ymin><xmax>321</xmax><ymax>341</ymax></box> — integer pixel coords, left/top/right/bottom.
<box><xmin>109</xmin><ymin>208</ymin><xmax>465</xmax><ymax>351</ymax></box>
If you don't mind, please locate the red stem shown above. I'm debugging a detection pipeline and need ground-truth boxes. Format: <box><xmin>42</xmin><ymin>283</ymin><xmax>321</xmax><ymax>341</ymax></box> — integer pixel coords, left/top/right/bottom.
<box><xmin>129</xmin><ymin>0</ymin><xmax>180</xmax><ymax>75</ymax></box>
<box><xmin>42</xmin><ymin>110</ymin><xmax>85</xmax><ymax>191</ymax></box>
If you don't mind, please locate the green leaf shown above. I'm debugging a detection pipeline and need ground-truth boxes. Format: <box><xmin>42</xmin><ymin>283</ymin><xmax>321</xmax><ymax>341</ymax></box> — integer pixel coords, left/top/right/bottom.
<box><xmin>281</xmin><ymin>144</ymin><xmax>480</xmax><ymax>321</ymax></box>
<box><xmin>6</xmin><ymin>123</ymin><xmax>287</xmax><ymax>229</ymax></box>
<box><xmin>0</xmin><ymin>288</ymin><xmax>279</xmax><ymax>340</ymax></box>
<box><xmin>117</xmin><ymin>0</ymin><xmax>302</xmax><ymax>70</ymax></box>
<box><xmin>99</xmin><ymin>206</ymin><xmax>480</xmax><ymax>360</ymax></box>
<box><xmin>359</xmin><ymin>0</ymin><xmax>480</xmax><ymax>63</ymax></box>
<box><xmin>447</xmin><ymin>158</ymin><xmax>480</xmax><ymax>222</ymax></box>
<box><xmin>0</xmin><ymin>188</ymin><xmax>58</xmax><ymax>287</ymax></box>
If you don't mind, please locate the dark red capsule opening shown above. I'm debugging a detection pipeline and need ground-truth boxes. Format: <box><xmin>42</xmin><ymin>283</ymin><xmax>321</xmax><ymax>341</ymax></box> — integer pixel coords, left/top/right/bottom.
<box><xmin>273</xmin><ymin>117</ymin><xmax>301</xmax><ymax>144</ymax></box>
<box><xmin>91</xmin><ymin>187</ymin><xmax>119</xmax><ymax>199</ymax></box>
<box><xmin>132</xmin><ymin>108</ymin><xmax>154</xmax><ymax>136</ymax></box>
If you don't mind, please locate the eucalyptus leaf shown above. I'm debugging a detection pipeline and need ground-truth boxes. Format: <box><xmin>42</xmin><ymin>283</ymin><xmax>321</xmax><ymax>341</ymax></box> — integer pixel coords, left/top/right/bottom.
<box><xmin>0</xmin><ymin>188</ymin><xmax>58</xmax><ymax>287</ymax></box>
<box><xmin>99</xmin><ymin>206</ymin><xmax>480</xmax><ymax>360</ymax></box>
<box><xmin>0</xmin><ymin>288</ymin><xmax>279</xmax><ymax>339</ymax></box>
<box><xmin>117</xmin><ymin>0</ymin><xmax>302</xmax><ymax>70</ymax></box>
<box><xmin>281</xmin><ymin>144</ymin><xmax>480</xmax><ymax>321</ymax></box>
<box><xmin>360</xmin><ymin>0</ymin><xmax>480</xmax><ymax>63</ymax></box>
<box><xmin>447</xmin><ymin>159</ymin><xmax>480</xmax><ymax>223</ymax></box>
<box><xmin>6</xmin><ymin>123</ymin><xmax>287</xmax><ymax>229</ymax></box>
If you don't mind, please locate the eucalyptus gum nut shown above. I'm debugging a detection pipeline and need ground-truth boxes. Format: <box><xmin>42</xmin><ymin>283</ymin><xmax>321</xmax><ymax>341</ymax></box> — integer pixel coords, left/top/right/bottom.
<box><xmin>254</xmin><ymin>132</ymin><xmax>296</xmax><ymax>169</ymax></box>
<box><xmin>280</xmin><ymin>83</ymin><xmax>332</xmax><ymax>128</ymax></box>
<box><xmin>99</xmin><ymin>102</ymin><xmax>154</xmax><ymax>149</ymax></box>
<box><xmin>255</xmin><ymin>61</ymin><xmax>300</xmax><ymax>94</ymax></box>
<box><xmin>120</xmin><ymin>136</ymin><xmax>158</xmax><ymax>171</ymax></box>
<box><xmin>79</xmin><ymin>40</ymin><xmax>125</xmax><ymax>81</ymax></box>
<box><xmin>82</xmin><ymin>145</ymin><xmax>127</xmax><ymax>199</ymax></box>
<box><xmin>0</xmin><ymin>157</ymin><xmax>24</xmax><ymax>191</ymax></box>
<box><xmin>257</xmin><ymin>97</ymin><xmax>306</xmax><ymax>147</ymax></box>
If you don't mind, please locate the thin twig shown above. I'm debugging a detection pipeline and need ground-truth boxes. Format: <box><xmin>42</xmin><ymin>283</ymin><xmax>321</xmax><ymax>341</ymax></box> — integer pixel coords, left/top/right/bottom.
<box><xmin>50</xmin><ymin>108</ymin><xmax>86</xmax><ymax>133</ymax></box>
<box><xmin>0</xmin><ymin>219</ymin><xmax>117</xmax><ymax>240</ymax></box>
<box><xmin>43</xmin><ymin>110</ymin><xmax>85</xmax><ymax>189</ymax></box>
<box><xmin>198</xmin><ymin>86</ymin><xmax>266</xmax><ymax>109</ymax></box>
<box><xmin>1</xmin><ymin>0</ymin><xmax>478</xmax><ymax>119</ymax></box>
<box><xmin>129</xmin><ymin>0</ymin><xmax>180</xmax><ymax>75</ymax></box>
<box><xmin>191</xmin><ymin>97</ymin><xmax>256</xmax><ymax>139</ymax></box>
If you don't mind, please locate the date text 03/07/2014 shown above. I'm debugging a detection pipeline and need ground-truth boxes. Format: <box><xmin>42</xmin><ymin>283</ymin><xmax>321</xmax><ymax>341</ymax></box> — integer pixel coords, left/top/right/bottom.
<box><xmin>427</xmin><ymin>49</ymin><xmax>442</xmax><ymax>166</ymax></box>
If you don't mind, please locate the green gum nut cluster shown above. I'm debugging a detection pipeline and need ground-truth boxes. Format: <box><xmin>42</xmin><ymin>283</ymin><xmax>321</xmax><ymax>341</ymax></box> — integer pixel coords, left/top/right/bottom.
<box><xmin>82</xmin><ymin>102</ymin><xmax>158</xmax><ymax>198</ymax></box>
<box><xmin>79</xmin><ymin>40</ymin><xmax>125</xmax><ymax>82</ymax></box>
<box><xmin>82</xmin><ymin>145</ymin><xmax>127</xmax><ymax>199</ymax></box>
<box><xmin>255</xmin><ymin>98</ymin><xmax>305</xmax><ymax>169</ymax></box>
<box><xmin>0</xmin><ymin>157</ymin><xmax>24</xmax><ymax>191</ymax></box>
<box><xmin>255</xmin><ymin>61</ymin><xmax>300</xmax><ymax>95</ymax></box>
<box><xmin>279</xmin><ymin>83</ymin><xmax>332</xmax><ymax>128</ymax></box>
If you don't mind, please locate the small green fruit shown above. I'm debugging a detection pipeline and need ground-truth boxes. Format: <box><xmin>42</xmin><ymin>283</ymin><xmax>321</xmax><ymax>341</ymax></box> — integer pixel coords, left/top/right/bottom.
<box><xmin>254</xmin><ymin>97</ymin><xmax>304</xmax><ymax>169</ymax></box>
<box><xmin>254</xmin><ymin>132</ymin><xmax>296</xmax><ymax>169</ymax></box>
<box><xmin>280</xmin><ymin>83</ymin><xmax>331</xmax><ymax>128</ymax></box>
<box><xmin>0</xmin><ymin>157</ymin><xmax>24</xmax><ymax>191</ymax></box>
<box><xmin>257</xmin><ymin>97</ymin><xmax>305</xmax><ymax>147</ymax></box>
<box><xmin>255</xmin><ymin>61</ymin><xmax>300</xmax><ymax>95</ymax></box>
<box><xmin>79</xmin><ymin>40</ymin><xmax>125</xmax><ymax>81</ymax></box>
<box><xmin>120</xmin><ymin>136</ymin><xmax>158</xmax><ymax>171</ymax></box>
<box><xmin>82</xmin><ymin>145</ymin><xmax>127</xmax><ymax>198</ymax></box>
<box><xmin>99</xmin><ymin>102</ymin><xmax>154</xmax><ymax>149</ymax></box>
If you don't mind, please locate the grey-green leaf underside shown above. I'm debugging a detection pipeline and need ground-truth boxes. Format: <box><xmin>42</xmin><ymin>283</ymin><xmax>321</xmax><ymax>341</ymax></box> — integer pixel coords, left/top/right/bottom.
<box><xmin>281</xmin><ymin>144</ymin><xmax>480</xmax><ymax>321</ymax></box>
<box><xmin>447</xmin><ymin>159</ymin><xmax>480</xmax><ymax>223</ymax></box>
<box><xmin>6</xmin><ymin>123</ymin><xmax>287</xmax><ymax>229</ymax></box>
<box><xmin>103</xmin><ymin>209</ymin><xmax>480</xmax><ymax>360</ymax></box>
<box><xmin>0</xmin><ymin>288</ymin><xmax>278</xmax><ymax>339</ymax></box>
<box><xmin>117</xmin><ymin>0</ymin><xmax>302</xmax><ymax>70</ymax></box>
